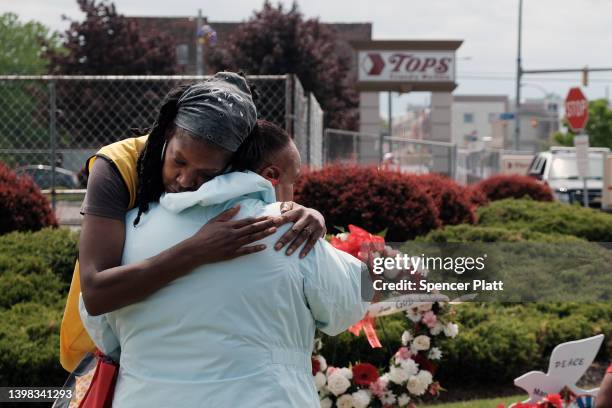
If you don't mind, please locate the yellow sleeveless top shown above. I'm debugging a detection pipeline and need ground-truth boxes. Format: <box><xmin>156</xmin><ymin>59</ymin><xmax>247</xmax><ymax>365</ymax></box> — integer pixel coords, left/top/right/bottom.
<box><xmin>60</xmin><ymin>135</ymin><xmax>148</xmax><ymax>371</ymax></box>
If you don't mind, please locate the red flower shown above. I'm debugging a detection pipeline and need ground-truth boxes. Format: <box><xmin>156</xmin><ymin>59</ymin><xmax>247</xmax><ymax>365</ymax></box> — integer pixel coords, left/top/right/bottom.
<box><xmin>330</xmin><ymin>225</ymin><xmax>385</xmax><ymax>260</ymax></box>
<box><xmin>412</xmin><ymin>353</ymin><xmax>436</xmax><ymax>375</ymax></box>
<box><xmin>538</xmin><ymin>394</ymin><xmax>563</xmax><ymax>408</ymax></box>
<box><xmin>311</xmin><ymin>357</ymin><xmax>321</xmax><ymax>375</ymax></box>
<box><xmin>352</xmin><ymin>363</ymin><xmax>379</xmax><ymax>386</ymax></box>
<box><xmin>429</xmin><ymin>382</ymin><xmax>441</xmax><ymax>396</ymax></box>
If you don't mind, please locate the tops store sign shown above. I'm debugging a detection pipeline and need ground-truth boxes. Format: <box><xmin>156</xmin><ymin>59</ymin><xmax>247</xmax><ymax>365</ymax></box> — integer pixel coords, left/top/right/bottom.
<box><xmin>352</xmin><ymin>40</ymin><xmax>463</xmax><ymax>93</ymax></box>
<box><xmin>359</xmin><ymin>51</ymin><xmax>455</xmax><ymax>82</ymax></box>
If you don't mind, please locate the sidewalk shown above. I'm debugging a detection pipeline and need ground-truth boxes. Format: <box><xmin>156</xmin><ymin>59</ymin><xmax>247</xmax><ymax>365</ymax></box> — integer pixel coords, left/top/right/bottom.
<box><xmin>54</xmin><ymin>201</ymin><xmax>83</xmax><ymax>229</ymax></box>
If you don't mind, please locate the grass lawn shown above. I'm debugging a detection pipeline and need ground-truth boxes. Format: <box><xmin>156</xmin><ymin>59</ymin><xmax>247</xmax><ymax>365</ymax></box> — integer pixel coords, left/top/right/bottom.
<box><xmin>44</xmin><ymin>193</ymin><xmax>85</xmax><ymax>202</ymax></box>
<box><xmin>424</xmin><ymin>395</ymin><xmax>524</xmax><ymax>408</ymax></box>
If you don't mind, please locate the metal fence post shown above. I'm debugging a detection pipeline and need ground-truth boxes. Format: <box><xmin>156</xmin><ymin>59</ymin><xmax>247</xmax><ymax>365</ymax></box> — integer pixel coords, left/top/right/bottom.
<box><xmin>450</xmin><ymin>143</ymin><xmax>458</xmax><ymax>181</ymax></box>
<box><xmin>285</xmin><ymin>75</ymin><xmax>294</xmax><ymax>137</ymax></box>
<box><xmin>323</xmin><ymin>128</ymin><xmax>328</xmax><ymax>164</ymax></box>
<box><xmin>48</xmin><ymin>81</ymin><xmax>57</xmax><ymax>210</ymax></box>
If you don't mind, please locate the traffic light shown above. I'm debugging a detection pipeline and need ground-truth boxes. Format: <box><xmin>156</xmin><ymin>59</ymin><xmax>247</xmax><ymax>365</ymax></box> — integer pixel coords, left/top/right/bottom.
<box><xmin>582</xmin><ymin>68</ymin><xmax>589</xmax><ymax>87</ymax></box>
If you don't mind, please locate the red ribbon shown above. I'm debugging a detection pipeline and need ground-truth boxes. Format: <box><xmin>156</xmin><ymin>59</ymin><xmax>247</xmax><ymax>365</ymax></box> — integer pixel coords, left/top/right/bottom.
<box><xmin>348</xmin><ymin>314</ymin><xmax>382</xmax><ymax>348</ymax></box>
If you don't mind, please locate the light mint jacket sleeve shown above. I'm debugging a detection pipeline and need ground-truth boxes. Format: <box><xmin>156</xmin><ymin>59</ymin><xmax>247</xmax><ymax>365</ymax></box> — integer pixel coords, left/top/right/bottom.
<box><xmin>78</xmin><ymin>294</ymin><xmax>121</xmax><ymax>362</ymax></box>
<box><xmin>301</xmin><ymin>239</ymin><xmax>369</xmax><ymax>336</ymax></box>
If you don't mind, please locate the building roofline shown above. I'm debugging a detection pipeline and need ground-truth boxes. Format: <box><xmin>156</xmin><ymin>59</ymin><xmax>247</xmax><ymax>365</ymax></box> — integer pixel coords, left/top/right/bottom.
<box><xmin>126</xmin><ymin>16</ymin><xmax>371</xmax><ymax>25</ymax></box>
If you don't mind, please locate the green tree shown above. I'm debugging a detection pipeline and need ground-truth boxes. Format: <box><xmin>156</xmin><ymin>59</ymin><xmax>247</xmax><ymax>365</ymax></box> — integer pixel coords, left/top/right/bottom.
<box><xmin>46</xmin><ymin>0</ymin><xmax>176</xmax><ymax>75</ymax></box>
<box><xmin>0</xmin><ymin>13</ymin><xmax>63</xmax><ymax>166</ymax></box>
<box><xmin>209</xmin><ymin>1</ymin><xmax>359</xmax><ymax>130</ymax></box>
<box><xmin>0</xmin><ymin>13</ymin><xmax>62</xmax><ymax>74</ymax></box>
<box><xmin>553</xmin><ymin>99</ymin><xmax>612</xmax><ymax>148</ymax></box>
<box><xmin>44</xmin><ymin>0</ymin><xmax>178</xmax><ymax>147</ymax></box>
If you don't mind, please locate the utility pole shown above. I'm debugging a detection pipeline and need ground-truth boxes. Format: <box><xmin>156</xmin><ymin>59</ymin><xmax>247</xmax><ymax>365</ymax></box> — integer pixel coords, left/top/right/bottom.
<box><xmin>514</xmin><ymin>0</ymin><xmax>523</xmax><ymax>151</ymax></box>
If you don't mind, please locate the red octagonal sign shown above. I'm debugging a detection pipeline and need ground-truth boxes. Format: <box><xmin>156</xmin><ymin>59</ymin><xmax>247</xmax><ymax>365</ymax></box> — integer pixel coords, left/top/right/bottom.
<box><xmin>565</xmin><ymin>87</ymin><xmax>589</xmax><ymax>132</ymax></box>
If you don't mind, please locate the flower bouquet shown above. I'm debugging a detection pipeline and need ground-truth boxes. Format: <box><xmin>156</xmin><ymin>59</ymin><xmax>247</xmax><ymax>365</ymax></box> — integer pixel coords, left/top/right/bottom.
<box><xmin>311</xmin><ymin>226</ymin><xmax>461</xmax><ymax>407</ymax></box>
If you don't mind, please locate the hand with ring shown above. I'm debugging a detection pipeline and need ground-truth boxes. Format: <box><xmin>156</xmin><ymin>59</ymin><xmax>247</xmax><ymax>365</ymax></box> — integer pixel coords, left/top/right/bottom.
<box><xmin>273</xmin><ymin>202</ymin><xmax>326</xmax><ymax>258</ymax></box>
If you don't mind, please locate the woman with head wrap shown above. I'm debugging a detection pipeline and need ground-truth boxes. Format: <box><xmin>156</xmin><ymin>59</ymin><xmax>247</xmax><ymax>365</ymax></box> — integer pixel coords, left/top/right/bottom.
<box><xmin>60</xmin><ymin>72</ymin><xmax>327</xmax><ymax>372</ymax></box>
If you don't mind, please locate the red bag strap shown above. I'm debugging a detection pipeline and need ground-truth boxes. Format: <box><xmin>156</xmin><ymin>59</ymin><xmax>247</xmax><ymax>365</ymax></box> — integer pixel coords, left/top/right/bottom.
<box><xmin>78</xmin><ymin>351</ymin><xmax>119</xmax><ymax>408</ymax></box>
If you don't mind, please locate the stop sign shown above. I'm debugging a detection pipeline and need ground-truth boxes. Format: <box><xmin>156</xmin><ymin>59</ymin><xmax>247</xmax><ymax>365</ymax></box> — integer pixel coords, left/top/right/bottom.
<box><xmin>565</xmin><ymin>87</ymin><xmax>589</xmax><ymax>132</ymax></box>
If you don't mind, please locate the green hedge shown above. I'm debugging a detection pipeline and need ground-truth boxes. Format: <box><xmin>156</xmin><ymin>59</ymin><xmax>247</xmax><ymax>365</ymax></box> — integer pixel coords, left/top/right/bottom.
<box><xmin>438</xmin><ymin>303</ymin><xmax>611</xmax><ymax>387</ymax></box>
<box><xmin>0</xmin><ymin>216</ymin><xmax>609</xmax><ymax>391</ymax></box>
<box><xmin>476</xmin><ymin>198</ymin><xmax>612</xmax><ymax>241</ymax></box>
<box><xmin>416</xmin><ymin>224</ymin><xmax>612</xmax><ymax>302</ymax></box>
<box><xmin>0</xmin><ymin>228</ymin><xmax>78</xmax><ymax>289</ymax></box>
<box><xmin>0</xmin><ymin>228</ymin><xmax>78</xmax><ymax>387</ymax></box>
<box><xmin>319</xmin><ymin>303</ymin><xmax>612</xmax><ymax>388</ymax></box>
<box><xmin>0</xmin><ymin>303</ymin><xmax>64</xmax><ymax>386</ymax></box>
<box><xmin>0</xmin><ymin>272</ymin><xmax>64</xmax><ymax>309</ymax></box>
<box><xmin>323</xmin><ymin>201</ymin><xmax>612</xmax><ymax>388</ymax></box>
<box><xmin>418</xmin><ymin>224</ymin><xmax>585</xmax><ymax>243</ymax></box>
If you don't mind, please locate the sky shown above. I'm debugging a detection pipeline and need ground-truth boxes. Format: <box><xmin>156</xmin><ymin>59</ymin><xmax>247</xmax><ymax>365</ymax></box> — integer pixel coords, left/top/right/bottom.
<box><xmin>3</xmin><ymin>0</ymin><xmax>612</xmax><ymax>118</ymax></box>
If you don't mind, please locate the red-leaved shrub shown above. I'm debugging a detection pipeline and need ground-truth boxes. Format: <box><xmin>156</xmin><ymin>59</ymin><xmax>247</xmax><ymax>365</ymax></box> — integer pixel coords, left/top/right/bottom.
<box><xmin>467</xmin><ymin>184</ymin><xmax>489</xmax><ymax>208</ymax></box>
<box><xmin>474</xmin><ymin>174</ymin><xmax>554</xmax><ymax>202</ymax></box>
<box><xmin>0</xmin><ymin>162</ymin><xmax>57</xmax><ymax>235</ymax></box>
<box><xmin>294</xmin><ymin>165</ymin><xmax>440</xmax><ymax>241</ymax></box>
<box><xmin>414</xmin><ymin>173</ymin><xmax>476</xmax><ymax>226</ymax></box>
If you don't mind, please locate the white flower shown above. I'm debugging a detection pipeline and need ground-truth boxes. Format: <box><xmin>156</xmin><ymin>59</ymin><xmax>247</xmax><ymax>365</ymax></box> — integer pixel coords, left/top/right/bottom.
<box><xmin>401</xmin><ymin>330</ymin><xmax>413</xmax><ymax>346</ymax></box>
<box><xmin>417</xmin><ymin>369</ymin><xmax>433</xmax><ymax>388</ymax></box>
<box><xmin>336</xmin><ymin>232</ymin><xmax>350</xmax><ymax>242</ymax></box>
<box><xmin>397</xmin><ymin>393</ymin><xmax>411</xmax><ymax>407</ymax></box>
<box><xmin>406</xmin><ymin>307</ymin><xmax>421</xmax><ymax>323</ymax></box>
<box><xmin>320</xmin><ymin>397</ymin><xmax>333</xmax><ymax>408</ymax></box>
<box><xmin>388</xmin><ymin>365</ymin><xmax>410</xmax><ymax>384</ymax></box>
<box><xmin>444</xmin><ymin>322</ymin><xmax>459</xmax><ymax>338</ymax></box>
<box><xmin>412</xmin><ymin>335</ymin><xmax>431</xmax><ymax>351</ymax></box>
<box><xmin>399</xmin><ymin>358</ymin><xmax>419</xmax><ymax>377</ymax></box>
<box><xmin>316</xmin><ymin>355</ymin><xmax>328</xmax><ymax>372</ymax></box>
<box><xmin>336</xmin><ymin>394</ymin><xmax>354</xmax><ymax>408</ymax></box>
<box><xmin>351</xmin><ymin>390</ymin><xmax>371</xmax><ymax>408</ymax></box>
<box><xmin>407</xmin><ymin>375</ymin><xmax>428</xmax><ymax>396</ymax></box>
<box><xmin>314</xmin><ymin>372</ymin><xmax>327</xmax><ymax>391</ymax></box>
<box><xmin>430</xmin><ymin>322</ymin><xmax>444</xmax><ymax>336</ymax></box>
<box><xmin>380</xmin><ymin>390</ymin><xmax>397</xmax><ymax>405</ymax></box>
<box><xmin>338</xmin><ymin>367</ymin><xmax>353</xmax><ymax>380</ymax></box>
<box><xmin>417</xmin><ymin>303</ymin><xmax>432</xmax><ymax>312</ymax></box>
<box><xmin>428</xmin><ymin>347</ymin><xmax>442</xmax><ymax>360</ymax></box>
<box><xmin>327</xmin><ymin>373</ymin><xmax>351</xmax><ymax>396</ymax></box>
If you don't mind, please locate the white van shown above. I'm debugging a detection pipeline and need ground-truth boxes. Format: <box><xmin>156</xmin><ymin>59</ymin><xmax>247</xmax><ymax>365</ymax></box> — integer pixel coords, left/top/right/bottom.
<box><xmin>527</xmin><ymin>146</ymin><xmax>610</xmax><ymax>208</ymax></box>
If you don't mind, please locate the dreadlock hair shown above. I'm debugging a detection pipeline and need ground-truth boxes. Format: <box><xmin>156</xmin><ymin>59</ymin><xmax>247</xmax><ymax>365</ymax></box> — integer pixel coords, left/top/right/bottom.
<box><xmin>132</xmin><ymin>85</ymin><xmax>190</xmax><ymax>226</ymax></box>
<box><xmin>231</xmin><ymin>120</ymin><xmax>292</xmax><ymax>173</ymax></box>
<box><xmin>132</xmin><ymin>73</ymin><xmax>259</xmax><ymax>226</ymax></box>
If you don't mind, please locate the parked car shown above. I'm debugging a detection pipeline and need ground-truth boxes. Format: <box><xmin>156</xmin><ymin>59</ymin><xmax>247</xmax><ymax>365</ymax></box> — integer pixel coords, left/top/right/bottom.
<box><xmin>15</xmin><ymin>164</ymin><xmax>80</xmax><ymax>190</ymax></box>
<box><xmin>527</xmin><ymin>147</ymin><xmax>610</xmax><ymax>208</ymax></box>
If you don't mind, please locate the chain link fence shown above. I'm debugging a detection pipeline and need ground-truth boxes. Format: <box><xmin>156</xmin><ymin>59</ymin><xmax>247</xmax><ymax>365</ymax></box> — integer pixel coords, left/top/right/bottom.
<box><xmin>322</xmin><ymin>129</ymin><xmax>536</xmax><ymax>183</ymax></box>
<box><xmin>456</xmin><ymin>148</ymin><xmax>533</xmax><ymax>184</ymax></box>
<box><xmin>0</xmin><ymin>74</ymin><xmax>323</xmax><ymax>216</ymax></box>
<box><xmin>323</xmin><ymin>129</ymin><xmax>457</xmax><ymax>178</ymax></box>
<box><xmin>324</xmin><ymin>129</ymin><xmax>382</xmax><ymax>165</ymax></box>
<box><xmin>307</xmin><ymin>94</ymin><xmax>324</xmax><ymax>168</ymax></box>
